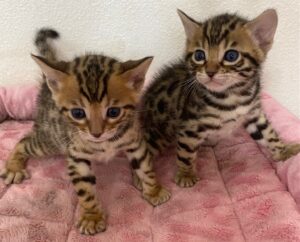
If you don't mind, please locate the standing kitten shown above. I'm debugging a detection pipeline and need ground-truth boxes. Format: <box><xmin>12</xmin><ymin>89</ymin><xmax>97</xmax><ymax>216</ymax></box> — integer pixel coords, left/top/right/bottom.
<box><xmin>130</xmin><ymin>9</ymin><xmax>300</xmax><ymax>190</ymax></box>
<box><xmin>0</xmin><ymin>28</ymin><xmax>169</xmax><ymax>235</ymax></box>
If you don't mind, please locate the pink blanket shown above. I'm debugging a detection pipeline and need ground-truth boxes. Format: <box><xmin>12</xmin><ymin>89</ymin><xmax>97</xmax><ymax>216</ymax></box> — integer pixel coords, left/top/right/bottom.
<box><xmin>0</xmin><ymin>85</ymin><xmax>300</xmax><ymax>241</ymax></box>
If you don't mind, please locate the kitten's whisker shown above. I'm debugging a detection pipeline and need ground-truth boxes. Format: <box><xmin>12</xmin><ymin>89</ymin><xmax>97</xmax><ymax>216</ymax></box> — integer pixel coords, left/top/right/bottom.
<box><xmin>181</xmin><ymin>77</ymin><xmax>198</xmax><ymax>97</ymax></box>
<box><xmin>178</xmin><ymin>77</ymin><xmax>196</xmax><ymax>88</ymax></box>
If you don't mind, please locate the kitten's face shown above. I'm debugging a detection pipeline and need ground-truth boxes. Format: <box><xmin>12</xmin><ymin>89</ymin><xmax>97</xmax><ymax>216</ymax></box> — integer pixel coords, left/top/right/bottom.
<box><xmin>178</xmin><ymin>9</ymin><xmax>278</xmax><ymax>92</ymax></box>
<box><xmin>32</xmin><ymin>55</ymin><xmax>152</xmax><ymax>143</ymax></box>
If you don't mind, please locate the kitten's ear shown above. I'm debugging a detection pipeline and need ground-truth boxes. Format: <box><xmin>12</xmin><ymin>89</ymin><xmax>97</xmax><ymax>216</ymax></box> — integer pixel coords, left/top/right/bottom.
<box><xmin>177</xmin><ymin>9</ymin><xmax>202</xmax><ymax>40</ymax></box>
<box><xmin>121</xmin><ymin>57</ymin><xmax>153</xmax><ymax>91</ymax></box>
<box><xmin>31</xmin><ymin>54</ymin><xmax>68</xmax><ymax>92</ymax></box>
<box><xmin>245</xmin><ymin>9</ymin><xmax>278</xmax><ymax>53</ymax></box>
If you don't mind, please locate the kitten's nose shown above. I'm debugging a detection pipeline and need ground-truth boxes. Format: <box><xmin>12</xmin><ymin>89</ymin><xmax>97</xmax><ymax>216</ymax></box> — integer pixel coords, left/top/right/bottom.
<box><xmin>92</xmin><ymin>133</ymin><xmax>101</xmax><ymax>138</ymax></box>
<box><xmin>206</xmin><ymin>71</ymin><xmax>216</xmax><ymax>78</ymax></box>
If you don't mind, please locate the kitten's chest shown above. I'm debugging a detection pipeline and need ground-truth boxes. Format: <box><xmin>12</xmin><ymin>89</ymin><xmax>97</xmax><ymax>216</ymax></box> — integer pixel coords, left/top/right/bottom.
<box><xmin>70</xmin><ymin>142</ymin><xmax>117</xmax><ymax>164</ymax></box>
<box><xmin>204</xmin><ymin>92</ymin><xmax>256</xmax><ymax>122</ymax></box>
<box><xmin>219</xmin><ymin>106</ymin><xmax>250</xmax><ymax>123</ymax></box>
<box><xmin>92</xmin><ymin>142</ymin><xmax>119</xmax><ymax>162</ymax></box>
<box><xmin>204</xmin><ymin>105</ymin><xmax>252</xmax><ymax>138</ymax></box>
<box><xmin>72</xmin><ymin>130</ymin><xmax>137</xmax><ymax>163</ymax></box>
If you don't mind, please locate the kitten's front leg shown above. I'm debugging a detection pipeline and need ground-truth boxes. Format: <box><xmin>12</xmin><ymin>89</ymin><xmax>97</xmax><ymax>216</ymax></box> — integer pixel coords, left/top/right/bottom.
<box><xmin>175</xmin><ymin>132</ymin><xmax>201</xmax><ymax>187</ymax></box>
<box><xmin>67</xmin><ymin>155</ymin><xmax>106</xmax><ymax>235</ymax></box>
<box><xmin>126</xmin><ymin>139</ymin><xmax>171</xmax><ymax>206</ymax></box>
<box><xmin>0</xmin><ymin>131</ymin><xmax>52</xmax><ymax>184</ymax></box>
<box><xmin>245</xmin><ymin>111</ymin><xmax>300</xmax><ymax>161</ymax></box>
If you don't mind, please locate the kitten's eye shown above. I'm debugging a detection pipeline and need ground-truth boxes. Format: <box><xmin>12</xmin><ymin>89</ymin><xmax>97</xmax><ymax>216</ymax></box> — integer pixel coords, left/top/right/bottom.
<box><xmin>193</xmin><ymin>50</ymin><xmax>206</xmax><ymax>62</ymax></box>
<box><xmin>107</xmin><ymin>107</ymin><xmax>121</xmax><ymax>118</ymax></box>
<box><xmin>71</xmin><ymin>108</ymin><xmax>86</xmax><ymax>119</ymax></box>
<box><xmin>224</xmin><ymin>50</ymin><xmax>239</xmax><ymax>62</ymax></box>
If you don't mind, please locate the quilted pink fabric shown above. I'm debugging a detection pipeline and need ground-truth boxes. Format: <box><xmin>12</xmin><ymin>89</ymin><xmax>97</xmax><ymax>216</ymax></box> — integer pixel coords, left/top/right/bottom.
<box><xmin>0</xmin><ymin>84</ymin><xmax>38</xmax><ymax>122</ymax></box>
<box><xmin>0</xmin><ymin>86</ymin><xmax>300</xmax><ymax>241</ymax></box>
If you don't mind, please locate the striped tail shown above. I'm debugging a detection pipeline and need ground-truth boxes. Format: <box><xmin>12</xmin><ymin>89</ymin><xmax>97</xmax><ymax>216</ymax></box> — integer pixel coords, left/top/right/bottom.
<box><xmin>34</xmin><ymin>28</ymin><xmax>59</xmax><ymax>61</ymax></box>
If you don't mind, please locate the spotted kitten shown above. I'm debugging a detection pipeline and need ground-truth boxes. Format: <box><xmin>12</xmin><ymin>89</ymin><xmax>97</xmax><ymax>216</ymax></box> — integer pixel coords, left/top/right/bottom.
<box><xmin>130</xmin><ymin>9</ymin><xmax>300</xmax><ymax>190</ymax></box>
<box><xmin>0</xmin><ymin>28</ymin><xmax>165</xmax><ymax>235</ymax></box>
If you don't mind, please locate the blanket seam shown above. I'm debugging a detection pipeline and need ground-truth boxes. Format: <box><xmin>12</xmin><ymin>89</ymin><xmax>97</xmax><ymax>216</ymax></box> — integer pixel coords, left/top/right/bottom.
<box><xmin>249</xmin><ymin>134</ymin><xmax>300</xmax><ymax>210</ymax></box>
<box><xmin>65</xmin><ymin>184</ymin><xmax>78</xmax><ymax>241</ymax></box>
<box><xmin>212</xmin><ymin>147</ymin><xmax>247</xmax><ymax>242</ymax></box>
<box><xmin>0</xmin><ymin>187</ymin><xmax>9</xmax><ymax>201</ymax></box>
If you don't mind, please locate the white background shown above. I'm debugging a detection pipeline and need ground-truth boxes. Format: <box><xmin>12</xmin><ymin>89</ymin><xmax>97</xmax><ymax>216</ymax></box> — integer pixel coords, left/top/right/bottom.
<box><xmin>0</xmin><ymin>0</ymin><xmax>299</xmax><ymax>116</ymax></box>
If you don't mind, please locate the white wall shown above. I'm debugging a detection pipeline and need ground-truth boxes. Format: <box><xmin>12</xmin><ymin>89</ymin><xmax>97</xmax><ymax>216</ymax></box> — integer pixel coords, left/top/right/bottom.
<box><xmin>0</xmin><ymin>0</ymin><xmax>299</xmax><ymax>116</ymax></box>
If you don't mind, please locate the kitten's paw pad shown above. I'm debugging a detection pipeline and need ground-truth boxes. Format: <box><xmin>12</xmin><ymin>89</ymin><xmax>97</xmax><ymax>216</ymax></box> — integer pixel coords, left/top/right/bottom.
<box><xmin>273</xmin><ymin>143</ymin><xmax>300</xmax><ymax>161</ymax></box>
<box><xmin>77</xmin><ymin>212</ymin><xmax>106</xmax><ymax>235</ymax></box>
<box><xmin>0</xmin><ymin>168</ymin><xmax>30</xmax><ymax>185</ymax></box>
<box><xmin>132</xmin><ymin>172</ymin><xmax>142</xmax><ymax>191</ymax></box>
<box><xmin>175</xmin><ymin>172</ymin><xmax>199</xmax><ymax>188</ymax></box>
<box><xmin>143</xmin><ymin>186</ymin><xmax>171</xmax><ymax>206</ymax></box>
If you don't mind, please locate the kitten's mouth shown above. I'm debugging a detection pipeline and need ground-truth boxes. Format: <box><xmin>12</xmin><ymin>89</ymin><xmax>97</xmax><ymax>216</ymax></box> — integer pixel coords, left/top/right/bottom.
<box><xmin>196</xmin><ymin>74</ymin><xmax>224</xmax><ymax>88</ymax></box>
<box><xmin>204</xmin><ymin>78</ymin><xmax>222</xmax><ymax>85</ymax></box>
<box><xmin>203</xmin><ymin>78</ymin><xmax>223</xmax><ymax>90</ymax></box>
<box><xmin>81</xmin><ymin>130</ymin><xmax>116</xmax><ymax>143</ymax></box>
<box><xmin>204</xmin><ymin>79</ymin><xmax>222</xmax><ymax>88</ymax></box>
<box><xmin>86</xmin><ymin>137</ymin><xmax>108</xmax><ymax>143</ymax></box>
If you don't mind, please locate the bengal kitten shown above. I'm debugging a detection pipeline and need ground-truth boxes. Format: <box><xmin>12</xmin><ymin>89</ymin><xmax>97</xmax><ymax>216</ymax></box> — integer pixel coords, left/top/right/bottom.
<box><xmin>130</xmin><ymin>9</ymin><xmax>300</xmax><ymax>189</ymax></box>
<box><xmin>0</xmin><ymin>28</ymin><xmax>170</xmax><ymax>235</ymax></box>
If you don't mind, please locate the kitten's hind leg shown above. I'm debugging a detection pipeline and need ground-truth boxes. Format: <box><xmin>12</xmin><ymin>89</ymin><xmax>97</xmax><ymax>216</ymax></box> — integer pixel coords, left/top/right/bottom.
<box><xmin>175</xmin><ymin>133</ymin><xmax>200</xmax><ymax>187</ymax></box>
<box><xmin>245</xmin><ymin>111</ymin><xmax>300</xmax><ymax>161</ymax></box>
<box><xmin>0</xmin><ymin>131</ymin><xmax>51</xmax><ymax>184</ymax></box>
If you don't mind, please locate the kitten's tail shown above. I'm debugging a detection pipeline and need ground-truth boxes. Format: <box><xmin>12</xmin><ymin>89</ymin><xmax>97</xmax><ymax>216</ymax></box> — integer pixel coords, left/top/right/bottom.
<box><xmin>34</xmin><ymin>28</ymin><xmax>59</xmax><ymax>61</ymax></box>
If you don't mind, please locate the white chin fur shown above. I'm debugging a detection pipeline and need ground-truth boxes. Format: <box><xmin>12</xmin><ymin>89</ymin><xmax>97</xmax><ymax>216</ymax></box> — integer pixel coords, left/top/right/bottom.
<box><xmin>197</xmin><ymin>77</ymin><xmax>228</xmax><ymax>92</ymax></box>
<box><xmin>204</xmin><ymin>81</ymin><xmax>228</xmax><ymax>92</ymax></box>
<box><xmin>196</xmin><ymin>73</ymin><xmax>244</xmax><ymax>92</ymax></box>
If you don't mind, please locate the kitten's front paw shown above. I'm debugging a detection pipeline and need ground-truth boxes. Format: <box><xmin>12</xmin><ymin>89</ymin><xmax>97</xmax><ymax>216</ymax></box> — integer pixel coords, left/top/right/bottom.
<box><xmin>273</xmin><ymin>143</ymin><xmax>300</xmax><ymax>161</ymax></box>
<box><xmin>175</xmin><ymin>171</ymin><xmax>199</xmax><ymax>187</ymax></box>
<box><xmin>0</xmin><ymin>167</ymin><xmax>30</xmax><ymax>185</ymax></box>
<box><xmin>143</xmin><ymin>186</ymin><xmax>171</xmax><ymax>206</ymax></box>
<box><xmin>77</xmin><ymin>211</ymin><xmax>106</xmax><ymax>235</ymax></box>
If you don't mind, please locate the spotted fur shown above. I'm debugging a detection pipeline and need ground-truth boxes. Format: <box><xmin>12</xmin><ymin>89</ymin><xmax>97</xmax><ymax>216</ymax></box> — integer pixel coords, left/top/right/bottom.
<box><xmin>0</xmin><ymin>28</ymin><xmax>163</xmax><ymax>235</ymax></box>
<box><xmin>130</xmin><ymin>9</ymin><xmax>300</xmax><ymax>189</ymax></box>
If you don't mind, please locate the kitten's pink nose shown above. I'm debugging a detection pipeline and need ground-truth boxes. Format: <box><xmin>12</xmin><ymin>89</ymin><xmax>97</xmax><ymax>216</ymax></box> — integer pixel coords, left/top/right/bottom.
<box><xmin>206</xmin><ymin>71</ymin><xmax>216</xmax><ymax>78</ymax></box>
<box><xmin>92</xmin><ymin>133</ymin><xmax>101</xmax><ymax>138</ymax></box>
